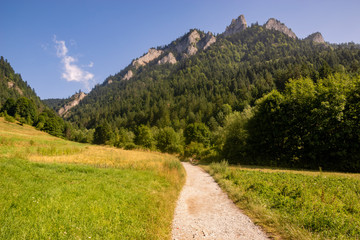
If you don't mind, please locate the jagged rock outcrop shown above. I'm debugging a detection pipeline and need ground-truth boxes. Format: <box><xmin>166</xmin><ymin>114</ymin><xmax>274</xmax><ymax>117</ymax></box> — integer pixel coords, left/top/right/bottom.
<box><xmin>175</xmin><ymin>30</ymin><xmax>201</xmax><ymax>56</ymax></box>
<box><xmin>158</xmin><ymin>52</ymin><xmax>177</xmax><ymax>65</ymax></box>
<box><xmin>198</xmin><ymin>32</ymin><xmax>217</xmax><ymax>50</ymax></box>
<box><xmin>122</xmin><ymin>70</ymin><xmax>133</xmax><ymax>80</ymax></box>
<box><xmin>58</xmin><ymin>91</ymin><xmax>87</xmax><ymax>117</ymax></box>
<box><xmin>305</xmin><ymin>32</ymin><xmax>325</xmax><ymax>44</ymax></box>
<box><xmin>173</xmin><ymin>30</ymin><xmax>216</xmax><ymax>58</ymax></box>
<box><xmin>132</xmin><ymin>48</ymin><xmax>164</xmax><ymax>67</ymax></box>
<box><xmin>106</xmin><ymin>79</ymin><xmax>113</xmax><ymax>84</ymax></box>
<box><xmin>223</xmin><ymin>15</ymin><xmax>247</xmax><ymax>37</ymax></box>
<box><xmin>265</xmin><ymin>18</ymin><xmax>297</xmax><ymax>39</ymax></box>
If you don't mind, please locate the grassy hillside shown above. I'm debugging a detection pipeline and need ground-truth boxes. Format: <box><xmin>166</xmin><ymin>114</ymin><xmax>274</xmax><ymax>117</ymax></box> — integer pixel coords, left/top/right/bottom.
<box><xmin>0</xmin><ymin>117</ymin><xmax>185</xmax><ymax>239</ymax></box>
<box><xmin>206</xmin><ymin>162</ymin><xmax>360</xmax><ymax>239</ymax></box>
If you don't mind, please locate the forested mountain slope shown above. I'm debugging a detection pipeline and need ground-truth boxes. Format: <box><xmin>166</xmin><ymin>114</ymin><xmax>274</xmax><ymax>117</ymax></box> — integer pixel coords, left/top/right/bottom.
<box><xmin>0</xmin><ymin>57</ymin><xmax>43</xmax><ymax>108</ymax></box>
<box><xmin>66</xmin><ymin>20</ymin><xmax>360</xmax><ymax>131</ymax></box>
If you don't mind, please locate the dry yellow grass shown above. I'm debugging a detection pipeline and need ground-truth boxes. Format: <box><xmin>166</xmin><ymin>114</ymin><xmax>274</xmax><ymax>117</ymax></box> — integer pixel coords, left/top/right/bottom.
<box><xmin>0</xmin><ymin>117</ymin><xmax>182</xmax><ymax>178</ymax></box>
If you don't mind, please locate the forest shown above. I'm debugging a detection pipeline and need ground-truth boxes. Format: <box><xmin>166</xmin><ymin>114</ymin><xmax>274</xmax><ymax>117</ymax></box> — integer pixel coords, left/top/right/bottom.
<box><xmin>2</xmin><ymin>24</ymin><xmax>360</xmax><ymax>172</ymax></box>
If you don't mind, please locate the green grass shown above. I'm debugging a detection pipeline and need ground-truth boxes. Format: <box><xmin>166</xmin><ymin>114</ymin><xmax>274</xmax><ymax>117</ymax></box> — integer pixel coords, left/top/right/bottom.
<box><xmin>206</xmin><ymin>161</ymin><xmax>360</xmax><ymax>240</ymax></box>
<box><xmin>0</xmin><ymin>118</ymin><xmax>185</xmax><ymax>239</ymax></box>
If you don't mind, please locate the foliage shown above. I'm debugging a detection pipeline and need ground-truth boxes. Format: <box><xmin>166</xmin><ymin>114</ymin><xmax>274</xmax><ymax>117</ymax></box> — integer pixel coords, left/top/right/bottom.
<box><xmin>93</xmin><ymin>124</ymin><xmax>111</xmax><ymax>145</ymax></box>
<box><xmin>221</xmin><ymin>107</ymin><xmax>253</xmax><ymax>163</ymax></box>
<box><xmin>135</xmin><ymin>125</ymin><xmax>155</xmax><ymax>149</ymax></box>
<box><xmin>220</xmin><ymin>74</ymin><xmax>360</xmax><ymax>172</ymax></box>
<box><xmin>155</xmin><ymin>127</ymin><xmax>183</xmax><ymax>154</ymax></box>
<box><xmin>184</xmin><ymin>122</ymin><xmax>210</xmax><ymax>146</ymax></box>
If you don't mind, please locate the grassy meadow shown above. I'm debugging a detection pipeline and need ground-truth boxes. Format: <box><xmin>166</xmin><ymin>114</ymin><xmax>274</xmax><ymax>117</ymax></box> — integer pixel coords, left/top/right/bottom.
<box><xmin>0</xmin><ymin>118</ymin><xmax>185</xmax><ymax>239</ymax></box>
<box><xmin>206</xmin><ymin>161</ymin><xmax>360</xmax><ymax>240</ymax></box>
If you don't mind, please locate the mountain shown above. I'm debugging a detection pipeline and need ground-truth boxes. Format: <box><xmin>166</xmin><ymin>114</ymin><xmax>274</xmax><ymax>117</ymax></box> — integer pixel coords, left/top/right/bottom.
<box><xmin>64</xmin><ymin>14</ymin><xmax>360</xmax><ymax>132</ymax></box>
<box><xmin>43</xmin><ymin>91</ymin><xmax>87</xmax><ymax>117</ymax></box>
<box><xmin>0</xmin><ymin>56</ymin><xmax>43</xmax><ymax>108</ymax></box>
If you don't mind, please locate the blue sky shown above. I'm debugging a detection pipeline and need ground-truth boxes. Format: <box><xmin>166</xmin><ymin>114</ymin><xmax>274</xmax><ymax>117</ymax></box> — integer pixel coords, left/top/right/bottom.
<box><xmin>1</xmin><ymin>0</ymin><xmax>359</xmax><ymax>99</ymax></box>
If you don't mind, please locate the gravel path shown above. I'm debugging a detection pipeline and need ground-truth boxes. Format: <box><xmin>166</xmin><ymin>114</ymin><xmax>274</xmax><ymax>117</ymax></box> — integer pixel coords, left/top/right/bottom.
<box><xmin>172</xmin><ymin>162</ymin><xmax>268</xmax><ymax>240</ymax></box>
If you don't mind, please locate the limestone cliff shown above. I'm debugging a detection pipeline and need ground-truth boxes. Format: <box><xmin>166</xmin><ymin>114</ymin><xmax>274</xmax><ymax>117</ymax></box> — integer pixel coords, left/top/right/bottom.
<box><xmin>158</xmin><ymin>52</ymin><xmax>177</xmax><ymax>65</ymax></box>
<box><xmin>122</xmin><ymin>70</ymin><xmax>133</xmax><ymax>80</ymax></box>
<box><xmin>132</xmin><ymin>48</ymin><xmax>164</xmax><ymax>67</ymax></box>
<box><xmin>264</xmin><ymin>18</ymin><xmax>297</xmax><ymax>39</ymax></box>
<box><xmin>58</xmin><ymin>91</ymin><xmax>87</xmax><ymax>117</ymax></box>
<box><xmin>305</xmin><ymin>32</ymin><xmax>325</xmax><ymax>44</ymax></box>
<box><xmin>175</xmin><ymin>30</ymin><xmax>201</xmax><ymax>56</ymax></box>
<box><xmin>172</xmin><ymin>30</ymin><xmax>216</xmax><ymax>58</ymax></box>
<box><xmin>124</xmin><ymin>29</ymin><xmax>216</xmax><ymax>76</ymax></box>
<box><xmin>198</xmin><ymin>32</ymin><xmax>217</xmax><ymax>50</ymax></box>
<box><xmin>223</xmin><ymin>15</ymin><xmax>247</xmax><ymax>37</ymax></box>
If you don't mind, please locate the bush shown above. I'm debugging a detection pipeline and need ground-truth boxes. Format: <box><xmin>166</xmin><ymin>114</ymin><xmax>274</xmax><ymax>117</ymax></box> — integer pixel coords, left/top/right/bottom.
<box><xmin>184</xmin><ymin>142</ymin><xmax>206</xmax><ymax>159</ymax></box>
<box><xmin>135</xmin><ymin>125</ymin><xmax>154</xmax><ymax>149</ymax></box>
<box><xmin>155</xmin><ymin>127</ymin><xmax>183</xmax><ymax>154</ymax></box>
<box><xmin>209</xmin><ymin>160</ymin><xmax>229</xmax><ymax>175</ymax></box>
<box><xmin>4</xmin><ymin>112</ymin><xmax>15</xmax><ymax>123</ymax></box>
<box><xmin>124</xmin><ymin>143</ymin><xmax>137</xmax><ymax>150</ymax></box>
<box><xmin>184</xmin><ymin>123</ymin><xmax>210</xmax><ymax>146</ymax></box>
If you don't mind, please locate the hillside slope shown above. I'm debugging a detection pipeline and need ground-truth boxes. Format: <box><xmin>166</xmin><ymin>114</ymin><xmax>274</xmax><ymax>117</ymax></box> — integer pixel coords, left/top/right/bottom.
<box><xmin>65</xmin><ymin>17</ymin><xmax>360</xmax><ymax>130</ymax></box>
<box><xmin>0</xmin><ymin>56</ymin><xmax>43</xmax><ymax>108</ymax></box>
<box><xmin>0</xmin><ymin>117</ymin><xmax>184</xmax><ymax>239</ymax></box>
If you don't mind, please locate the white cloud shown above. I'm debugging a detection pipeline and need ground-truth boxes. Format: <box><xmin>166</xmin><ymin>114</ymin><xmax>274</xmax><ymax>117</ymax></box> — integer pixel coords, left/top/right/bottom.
<box><xmin>53</xmin><ymin>36</ymin><xmax>94</xmax><ymax>91</ymax></box>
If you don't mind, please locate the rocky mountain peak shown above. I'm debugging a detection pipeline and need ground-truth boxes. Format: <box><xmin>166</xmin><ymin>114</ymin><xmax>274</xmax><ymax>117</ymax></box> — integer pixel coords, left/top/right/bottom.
<box><xmin>223</xmin><ymin>14</ymin><xmax>247</xmax><ymax>37</ymax></box>
<box><xmin>172</xmin><ymin>29</ymin><xmax>216</xmax><ymax>58</ymax></box>
<box><xmin>264</xmin><ymin>18</ymin><xmax>297</xmax><ymax>39</ymax></box>
<box><xmin>305</xmin><ymin>32</ymin><xmax>325</xmax><ymax>44</ymax></box>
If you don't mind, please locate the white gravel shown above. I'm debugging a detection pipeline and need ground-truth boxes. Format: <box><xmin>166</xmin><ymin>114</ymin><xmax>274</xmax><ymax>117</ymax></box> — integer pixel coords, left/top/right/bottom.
<box><xmin>172</xmin><ymin>162</ymin><xmax>269</xmax><ymax>240</ymax></box>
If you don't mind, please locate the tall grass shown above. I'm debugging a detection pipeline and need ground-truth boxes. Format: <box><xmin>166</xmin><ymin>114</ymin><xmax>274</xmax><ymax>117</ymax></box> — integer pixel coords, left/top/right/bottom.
<box><xmin>0</xmin><ymin>118</ymin><xmax>185</xmax><ymax>239</ymax></box>
<box><xmin>207</xmin><ymin>162</ymin><xmax>360</xmax><ymax>239</ymax></box>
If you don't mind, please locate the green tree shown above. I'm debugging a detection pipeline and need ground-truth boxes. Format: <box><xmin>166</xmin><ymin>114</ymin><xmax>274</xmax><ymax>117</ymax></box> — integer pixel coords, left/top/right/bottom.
<box><xmin>14</xmin><ymin>97</ymin><xmax>37</xmax><ymax>124</ymax></box>
<box><xmin>1</xmin><ymin>98</ymin><xmax>16</xmax><ymax>116</ymax></box>
<box><xmin>184</xmin><ymin>122</ymin><xmax>210</xmax><ymax>146</ymax></box>
<box><xmin>222</xmin><ymin>107</ymin><xmax>253</xmax><ymax>163</ymax></box>
<box><xmin>155</xmin><ymin>127</ymin><xmax>183</xmax><ymax>153</ymax></box>
<box><xmin>93</xmin><ymin>124</ymin><xmax>111</xmax><ymax>145</ymax></box>
<box><xmin>135</xmin><ymin>125</ymin><xmax>154</xmax><ymax>149</ymax></box>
